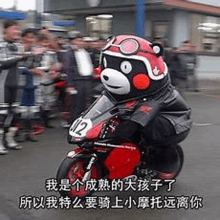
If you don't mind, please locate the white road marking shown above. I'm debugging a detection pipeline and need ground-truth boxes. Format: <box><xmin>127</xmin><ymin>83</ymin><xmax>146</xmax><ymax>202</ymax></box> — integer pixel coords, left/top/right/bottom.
<box><xmin>193</xmin><ymin>123</ymin><xmax>213</xmax><ymax>126</ymax></box>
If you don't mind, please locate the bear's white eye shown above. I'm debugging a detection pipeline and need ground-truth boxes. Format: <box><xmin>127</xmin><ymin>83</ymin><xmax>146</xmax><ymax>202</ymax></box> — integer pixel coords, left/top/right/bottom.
<box><xmin>120</xmin><ymin>61</ymin><xmax>132</xmax><ymax>74</ymax></box>
<box><xmin>103</xmin><ymin>57</ymin><xmax>107</xmax><ymax>68</ymax></box>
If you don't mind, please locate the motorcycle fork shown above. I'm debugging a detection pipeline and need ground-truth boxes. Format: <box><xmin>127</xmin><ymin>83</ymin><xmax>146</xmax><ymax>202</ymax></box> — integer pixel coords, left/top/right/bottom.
<box><xmin>136</xmin><ymin>139</ymin><xmax>150</xmax><ymax>177</ymax></box>
<box><xmin>82</xmin><ymin>153</ymin><xmax>97</xmax><ymax>182</ymax></box>
<box><xmin>140</xmin><ymin>139</ymin><xmax>149</xmax><ymax>167</ymax></box>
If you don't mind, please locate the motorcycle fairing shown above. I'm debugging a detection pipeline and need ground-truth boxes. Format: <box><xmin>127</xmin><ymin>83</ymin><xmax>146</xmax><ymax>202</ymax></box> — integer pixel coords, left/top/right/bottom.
<box><xmin>66</xmin><ymin>148</ymin><xmax>84</xmax><ymax>158</ymax></box>
<box><xmin>86</xmin><ymin>122</ymin><xmax>105</xmax><ymax>139</ymax></box>
<box><xmin>104</xmin><ymin>143</ymin><xmax>141</xmax><ymax>180</ymax></box>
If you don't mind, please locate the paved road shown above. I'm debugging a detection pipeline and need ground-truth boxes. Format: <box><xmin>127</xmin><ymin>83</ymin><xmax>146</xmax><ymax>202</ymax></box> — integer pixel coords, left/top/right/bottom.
<box><xmin>0</xmin><ymin>92</ymin><xmax>219</xmax><ymax>220</ymax></box>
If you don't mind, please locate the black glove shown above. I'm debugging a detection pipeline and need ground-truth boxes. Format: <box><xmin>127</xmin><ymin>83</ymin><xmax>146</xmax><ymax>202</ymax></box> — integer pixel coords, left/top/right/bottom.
<box><xmin>111</xmin><ymin>120</ymin><xmax>140</xmax><ymax>140</ymax></box>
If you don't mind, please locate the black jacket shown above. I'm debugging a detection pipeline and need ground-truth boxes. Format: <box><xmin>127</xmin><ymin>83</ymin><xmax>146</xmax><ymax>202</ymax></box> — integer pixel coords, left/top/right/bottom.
<box><xmin>64</xmin><ymin>48</ymin><xmax>92</xmax><ymax>88</ymax></box>
<box><xmin>111</xmin><ymin>85</ymin><xmax>192</xmax><ymax>141</ymax></box>
<box><xmin>129</xmin><ymin>85</ymin><xmax>191</xmax><ymax>134</ymax></box>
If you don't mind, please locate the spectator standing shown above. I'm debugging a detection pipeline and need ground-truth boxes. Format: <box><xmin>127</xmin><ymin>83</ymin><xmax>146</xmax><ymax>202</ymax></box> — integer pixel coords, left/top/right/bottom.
<box><xmin>166</xmin><ymin>47</ymin><xmax>182</xmax><ymax>86</ymax></box>
<box><xmin>37</xmin><ymin>29</ymin><xmax>61</xmax><ymax>128</ymax></box>
<box><xmin>85</xmin><ymin>38</ymin><xmax>100</xmax><ymax>68</ymax></box>
<box><xmin>90</xmin><ymin>39</ymin><xmax>106</xmax><ymax>101</ymax></box>
<box><xmin>18</xmin><ymin>29</ymin><xmax>45</xmax><ymax>142</ymax></box>
<box><xmin>65</xmin><ymin>32</ymin><xmax>93</xmax><ymax>124</ymax></box>
<box><xmin>178</xmin><ymin>40</ymin><xmax>199</xmax><ymax>92</ymax></box>
<box><xmin>0</xmin><ymin>21</ymin><xmax>24</xmax><ymax>154</ymax></box>
<box><xmin>54</xmin><ymin>36</ymin><xmax>69</xmax><ymax>122</ymax></box>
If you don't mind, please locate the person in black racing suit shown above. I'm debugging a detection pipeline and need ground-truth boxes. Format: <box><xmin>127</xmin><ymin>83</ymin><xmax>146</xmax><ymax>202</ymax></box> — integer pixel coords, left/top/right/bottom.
<box><xmin>0</xmin><ymin>21</ymin><xmax>44</xmax><ymax>155</ymax></box>
<box><xmin>98</xmin><ymin>35</ymin><xmax>192</xmax><ymax>173</ymax></box>
<box><xmin>0</xmin><ymin>21</ymin><xmax>25</xmax><ymax>154</ymax></box>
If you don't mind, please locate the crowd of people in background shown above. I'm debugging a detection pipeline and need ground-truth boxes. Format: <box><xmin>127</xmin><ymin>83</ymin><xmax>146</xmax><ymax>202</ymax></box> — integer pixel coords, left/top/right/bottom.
<box><xmin>0</xmin><ymin>20</ymin><xmax>106</xmax><ymax>155</ymax></box>
<box><xmin>0</xmin><ymin>20</ymin><xmax>199</xmax><ymax>156</ymax></box>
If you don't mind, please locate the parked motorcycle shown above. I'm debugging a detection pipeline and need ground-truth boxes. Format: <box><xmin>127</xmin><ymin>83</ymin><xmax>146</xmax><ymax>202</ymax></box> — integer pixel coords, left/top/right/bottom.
<box><xmin>56</xmin><ymin>92</ymin><xmax>184</xmax><ymax>198</ymax></box>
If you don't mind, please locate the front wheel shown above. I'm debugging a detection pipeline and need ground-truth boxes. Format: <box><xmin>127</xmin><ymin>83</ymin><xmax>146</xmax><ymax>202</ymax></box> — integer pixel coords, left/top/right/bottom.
<box><xmin>56</xmin><ymin>155</ymin><xmax>102</xmax><ymax>199</ymax></box>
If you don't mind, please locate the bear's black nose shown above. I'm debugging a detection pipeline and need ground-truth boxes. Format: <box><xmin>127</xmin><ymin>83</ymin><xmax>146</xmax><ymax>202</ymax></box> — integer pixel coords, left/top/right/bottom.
<box><xmin>103</xmin><ymin>75</ymin><xmax>109</xmax><ymax>81</ymax></box>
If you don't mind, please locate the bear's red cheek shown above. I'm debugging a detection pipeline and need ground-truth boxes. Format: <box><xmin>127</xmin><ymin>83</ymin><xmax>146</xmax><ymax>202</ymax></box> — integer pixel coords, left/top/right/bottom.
<box><xmin>133</xmin><ymin>73</ymin><xmax>150</xmax><ymax>90</ymax></box>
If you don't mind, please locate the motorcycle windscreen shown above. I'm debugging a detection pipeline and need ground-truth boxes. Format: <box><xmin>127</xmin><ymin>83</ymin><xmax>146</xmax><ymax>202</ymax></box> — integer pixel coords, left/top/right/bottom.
<box><xmin>83</xmin><ymin>94</ymin><xmax>116</xmax><ymax>125</ymax></box>
<box><xmin>69</xmin><ymin>95</ymin><xmax>117</xmax><ymax>139</ymax></box>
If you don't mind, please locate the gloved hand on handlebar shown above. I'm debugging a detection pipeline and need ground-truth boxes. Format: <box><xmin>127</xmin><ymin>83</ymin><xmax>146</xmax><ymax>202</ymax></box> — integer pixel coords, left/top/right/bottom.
<box><xmin>107</xmin><ymin>120</ymin><xmax>140</xmax><ymax>140</ymax></box>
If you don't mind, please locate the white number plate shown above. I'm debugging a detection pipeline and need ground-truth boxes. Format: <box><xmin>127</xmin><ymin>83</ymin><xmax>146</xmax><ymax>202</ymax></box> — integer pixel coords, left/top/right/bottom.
<box><xmin>69</xmin><ymin>117</ymin><xmax>93</xmax><ymax>138</ymax></box>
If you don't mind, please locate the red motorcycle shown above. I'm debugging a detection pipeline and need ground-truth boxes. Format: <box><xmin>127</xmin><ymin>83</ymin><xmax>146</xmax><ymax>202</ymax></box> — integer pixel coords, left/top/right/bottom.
<box><xmin>56</xmin><ymin>93</ymin><xmax>184</xmax><ymax>198</ymax></box>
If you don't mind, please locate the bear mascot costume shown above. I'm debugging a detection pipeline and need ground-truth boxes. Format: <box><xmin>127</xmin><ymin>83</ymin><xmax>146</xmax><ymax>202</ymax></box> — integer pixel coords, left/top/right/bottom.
<box><xmin>95</xmin><ymin>35</ymin><xmax>192</xmax><ymax>173</ymax></box>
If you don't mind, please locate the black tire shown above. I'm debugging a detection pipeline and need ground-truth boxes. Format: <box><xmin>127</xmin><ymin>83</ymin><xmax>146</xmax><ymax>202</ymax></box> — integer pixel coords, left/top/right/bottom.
<box><xmin>155</xmin><ymin>144</ymin><xmax>184</xmax><ymax>180</ymax></box>
<box><xmin>56</xmin><ymin>155</ymin><xmax>102</xmax><ymax>199</ymax></box>
<box><xmin>175</xmin><ymin>144</ymin><xmax>184</xmax><ymax>177</ymax></box>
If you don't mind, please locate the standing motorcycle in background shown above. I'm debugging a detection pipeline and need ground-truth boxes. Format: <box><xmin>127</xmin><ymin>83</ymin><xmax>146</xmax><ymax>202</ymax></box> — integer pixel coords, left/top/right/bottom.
<box><xmin>56</xmin><ymin>92</ymin><xmax>184</xmax><ymax>199</ymax></box>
